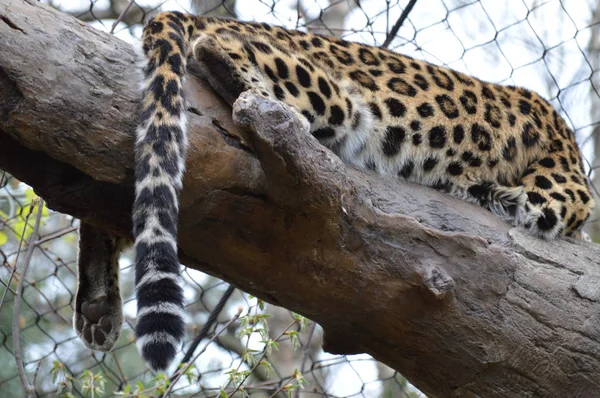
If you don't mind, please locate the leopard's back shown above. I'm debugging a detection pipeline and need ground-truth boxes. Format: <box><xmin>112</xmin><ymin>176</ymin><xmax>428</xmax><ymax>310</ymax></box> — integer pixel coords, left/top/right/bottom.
<box><xmin>192</xmin><ymin>17</ymin><xmax>591</xmax><ymax>233</ymax></box>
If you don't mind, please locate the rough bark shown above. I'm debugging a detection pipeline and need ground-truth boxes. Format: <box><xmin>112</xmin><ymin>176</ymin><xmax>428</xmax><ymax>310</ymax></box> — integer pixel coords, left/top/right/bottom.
<box><xmin>2</xmin><ymin>1</ymin><xmax>600</xmax><ymax>397</ymax></box>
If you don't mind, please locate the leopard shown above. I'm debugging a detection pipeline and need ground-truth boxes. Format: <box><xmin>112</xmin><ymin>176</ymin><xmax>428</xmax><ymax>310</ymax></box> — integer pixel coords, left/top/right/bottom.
<box><xmin>73</xmin><ymin>11</ymin><xmax>595</xmax><ymax>372</ymax></box>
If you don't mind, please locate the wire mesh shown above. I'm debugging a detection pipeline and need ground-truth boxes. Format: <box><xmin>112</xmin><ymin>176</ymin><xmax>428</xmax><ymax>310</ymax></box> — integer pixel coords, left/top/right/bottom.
<box><xmin>2</xmin><ymin>0</ymin><xmax>600</xmax><ymax>396</ymax></box>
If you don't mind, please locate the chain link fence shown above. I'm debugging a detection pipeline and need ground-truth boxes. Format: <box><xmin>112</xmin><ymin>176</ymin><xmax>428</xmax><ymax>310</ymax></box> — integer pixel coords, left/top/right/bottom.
<box><xmin>3</xmin><ymin>0</ymin><xmax>600</xmax><ymax>396</ymax></box>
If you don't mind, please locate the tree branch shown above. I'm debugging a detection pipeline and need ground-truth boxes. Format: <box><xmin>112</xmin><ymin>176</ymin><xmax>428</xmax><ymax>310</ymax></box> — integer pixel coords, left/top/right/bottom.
<box><xmin>2</xmin><ymin>1</ymin><xmax>600</xmax><ymax>397</ymax></box>
<box><xmin>382</xmin><ymin>0</ymin><xmax>418</xmax><ymax>48</ymax></box>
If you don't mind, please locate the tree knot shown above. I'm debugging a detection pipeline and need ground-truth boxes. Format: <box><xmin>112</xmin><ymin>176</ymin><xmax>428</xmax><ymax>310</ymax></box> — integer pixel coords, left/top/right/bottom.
<box><xmin>421</xmin><ymin>265</ymin><xmax>455</xmax><ymax>300</ymax></box>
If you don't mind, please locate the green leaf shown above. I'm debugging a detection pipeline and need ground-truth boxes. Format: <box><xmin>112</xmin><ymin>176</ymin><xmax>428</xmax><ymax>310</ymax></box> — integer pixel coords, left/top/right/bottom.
<box><xmin>288</xmin><ymin>331</ymin><xmax>301</xmax><ymax>350</ymax></box>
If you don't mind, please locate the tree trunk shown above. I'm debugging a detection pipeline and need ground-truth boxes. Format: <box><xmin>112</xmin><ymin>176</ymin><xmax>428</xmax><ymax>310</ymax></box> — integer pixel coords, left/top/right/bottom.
<box><xmin>2</xmin><ymin>1</ymin><xmax>600</xmax><ymax>397</ymax></box>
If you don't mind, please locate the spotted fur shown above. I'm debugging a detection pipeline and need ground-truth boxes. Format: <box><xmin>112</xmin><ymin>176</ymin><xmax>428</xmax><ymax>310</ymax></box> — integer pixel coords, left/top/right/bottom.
<box><xmin>136</xmin><ymin>11</ymin><xmax>595</xmax><ymax>370</ymax></box>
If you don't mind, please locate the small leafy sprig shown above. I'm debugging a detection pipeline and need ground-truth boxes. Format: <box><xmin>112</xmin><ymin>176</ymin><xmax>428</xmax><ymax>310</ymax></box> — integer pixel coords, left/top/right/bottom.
<box><xmin>115</xmin><ymin>373</ymin><xmax>171</xmax><ymax>398</ymax></box>
<box><xmin>50</xmin><ymin>361</ymin><xmax>105</xmax><ymax>398</ymax></box>
<box><xmin>221</xmin><ymin>300</ymin><xmax>309</xmax><ymax>398</ymax></box>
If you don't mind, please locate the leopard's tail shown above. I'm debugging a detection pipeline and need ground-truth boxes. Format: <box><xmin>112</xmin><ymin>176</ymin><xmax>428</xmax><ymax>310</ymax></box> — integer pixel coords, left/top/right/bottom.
<box><xmin>133</xmin><ymin>11</ymin><xmax>198</xmax><ymax>371</ymax></box>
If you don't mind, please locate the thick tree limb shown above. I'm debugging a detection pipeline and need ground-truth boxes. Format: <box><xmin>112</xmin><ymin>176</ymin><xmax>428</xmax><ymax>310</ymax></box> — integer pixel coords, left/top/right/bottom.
<box><xmin>2</xmin><ymin>1</ymin><xmax>600</xmax><ymax>397</ymax></box>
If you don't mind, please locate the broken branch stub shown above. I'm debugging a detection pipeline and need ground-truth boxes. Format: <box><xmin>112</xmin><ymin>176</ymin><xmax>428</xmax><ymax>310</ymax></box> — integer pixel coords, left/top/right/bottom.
<box><xmin>232</xmin><ymin>91</ymin><xmax>349</xmax><ymax>212</ymax></box>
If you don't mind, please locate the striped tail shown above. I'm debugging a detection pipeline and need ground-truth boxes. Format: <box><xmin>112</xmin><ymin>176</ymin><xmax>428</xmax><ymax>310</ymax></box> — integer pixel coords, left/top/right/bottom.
<box><xmin>133</xmin><ymin>11</ymin><xmax>195</xmax><ymax>371</ymax></box>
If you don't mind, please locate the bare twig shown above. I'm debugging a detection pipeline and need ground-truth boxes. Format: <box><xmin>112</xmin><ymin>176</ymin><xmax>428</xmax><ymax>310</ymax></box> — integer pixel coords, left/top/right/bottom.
<box><xmin>12</xmin><ymin>198</ymin><xmax>44</xmax><ymax>397</ymax></box>
<box><xmin>112</xmin><ymin>352</ymin><xmax>128</xmax><ymax>384</ymax></box>
<box><xmin>32</xmin><ymin>225</ymin><xmax>78</xmax><ymax>246</ymax></box>
<box><xmin>161</xmin><ymin>307</ymin><xmax>243</xmax><ymax>397</ymax></box>
<box><xmin>294</xmin><ymin>322</ymin><xmax>317</xmax><ymax>398</ymax></box>
<box><xmin>70</xmin><ymin>4</ymin><xmax>150</xmax><ymax>25</ymax></box>
<box><xmin>32</xmin><ymin>359</ymin><xmax>43</xmax><ymax>392</ymax></box>
<box><xmin>0</xmin><ymin>199</ymin><xmax>75</xmax><ymax>319</ymax></box>
<box><xmin>110</xmin><ymin>0</ymin><xmax>136</xmax><ymax>33</ymax></box>
<box><xmin>178</xmin><ymin>284</ymin><xmax>236</xmax><ymax>366</ymax></box>
<box><xmin>268</xmin><ymin>378</ymin><xmax>294</xmax><ymax>398</ymax></box>
<box><xmin>381</xmin><ymin>0</ymin><xmax>418</xmax><ymax>48</ymax></box>
<box><xmin>0</xmin><ymin>197</ymin><xmax>34</xmax><ymax>312</ymax></box>
<box><xmin>0</xmin><ymin>259</ymin><xmax>17</xmax><ymax>312</ymax></box>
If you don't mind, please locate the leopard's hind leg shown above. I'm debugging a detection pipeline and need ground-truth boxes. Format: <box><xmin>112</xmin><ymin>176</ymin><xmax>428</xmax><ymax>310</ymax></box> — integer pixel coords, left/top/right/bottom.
<box><xmin>191</xmin><ymin>32</ymin><xmax>371</xmax><ymax>160</ymax></box>
<box><xmin>74</xmin><ymin>222</ymin><xmax>127</xmax><ymax>351</ymax></box>
<box><xmin>191</xmin><ymin>34</ymin><xmax>267</xmax><ymax>105</ymax></box>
